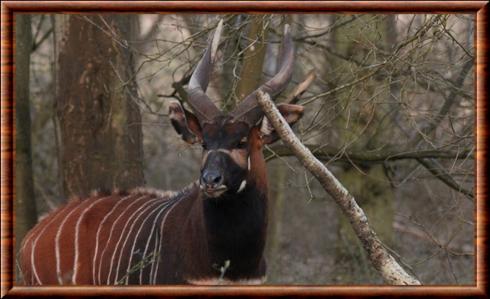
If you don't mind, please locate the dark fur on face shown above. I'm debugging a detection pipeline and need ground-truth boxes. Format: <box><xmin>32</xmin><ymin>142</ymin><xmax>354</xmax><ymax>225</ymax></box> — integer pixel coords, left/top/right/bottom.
<box><xmin>169</xmin><ymin>102</ymin><xmax>304</xmax><ymax>200</ymax></box>
<box><xmin>199</xmin><ymin>118</ymin><xmax>250</xmax><ymax>198</ymax></box>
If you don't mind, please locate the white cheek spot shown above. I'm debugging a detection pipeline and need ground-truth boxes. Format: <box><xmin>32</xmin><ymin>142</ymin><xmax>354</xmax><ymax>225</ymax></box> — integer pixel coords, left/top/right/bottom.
<box><xmin>202</xmin><ymin>151</ymin><xmax>209</xmax><ymax>168</ymax></box>
<box><xmin>237</xmin><ymin>180</ymin><xmax>247</xmax><ymax>193</ymax></box>
<box><xmin>247</xmin><ymin>156</ymin><xmax>251</xmax><ymax>171</ymax></box>
<box><xmin>216</xmin><ymin>149</ymin><xmax>231</xmax><ymax>155</ymax></box>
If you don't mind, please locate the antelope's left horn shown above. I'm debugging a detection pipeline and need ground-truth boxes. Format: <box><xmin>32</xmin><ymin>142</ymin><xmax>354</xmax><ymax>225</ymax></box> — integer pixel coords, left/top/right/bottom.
<box><xmin>186</xmin><ymin>19</ymin><xmax>224</xmax><ymax>124</ymax></box>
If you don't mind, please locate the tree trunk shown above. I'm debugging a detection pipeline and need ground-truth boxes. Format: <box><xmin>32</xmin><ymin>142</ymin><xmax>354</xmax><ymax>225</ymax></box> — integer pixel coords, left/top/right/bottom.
<box><xmin>235</xmin><ymin>16</ymin><xmax>267</xmax><ymax>103</ymax></box>
<box><xmin>336</xmin><ymin>165</ymin><xmax>394</xmax><ymax>282</ymax></box>
<box><xmin>330</xmin><ymin>16</ymin><xmax>395</xmax><ymax>283</ymax></box>
<box><xmin>54</xmin><ymin>15</ymin><xmax>144</xmax><ymax>198</ymax></box>
<box><xmin>219</xmin><ymin>15</ymin><xmax>242</xmax><ymax>111</ymax></box>
<box><xmin>14</xmin><ymin>15</ymin><xmax>38</xmax><ymax>277</ymax></box>
<box><xmin>264</xmin><ymin>161</ymin><xmax>286</xmax><ymax>282</ymax></box>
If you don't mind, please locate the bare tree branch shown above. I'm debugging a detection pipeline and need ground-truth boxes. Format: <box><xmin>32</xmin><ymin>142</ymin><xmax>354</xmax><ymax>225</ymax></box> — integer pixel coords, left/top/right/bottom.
<box><xmin>410</xmin><ymin>57</ymin><xmax>474</xmax><ymax>148</ymax></box>
<box><xmin>257</xmin><ymin>90</ymin><xmax>421</xmax><ymax>285</ymax></box>
<box><xmin>266</xmin><ymin>145</ymin><xmax>473</xmax><ymax>163</ymax></box>
<box><xmin>416</xmin><ymin>158</ymin><xmax>474</xmax><ymax>200</ymax></box>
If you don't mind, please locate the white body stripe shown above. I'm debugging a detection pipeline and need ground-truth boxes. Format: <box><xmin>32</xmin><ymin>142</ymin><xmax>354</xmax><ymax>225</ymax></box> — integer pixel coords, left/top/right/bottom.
<box><xmin>112</xmin><ymin>198</ymin><xmax>164</xmax><ymax>284</ymax></box>
<box><xmin>97</xmin><ymin>195</ymin><xmax>149</xmax><ymax>284</ymax></box>
<box><xmin>151</xmin><ymin>194</ymin><xmax>187</xmax><ymax>284</ymax></box>
<box><xmin>55</xmin><ymin>201</ymin><xmax>86</xmax><ymax>284</ymax></box>
<box><xmin>125</xmin><ymin>197</ymin><xmax>177</xmax><ymax>284</ymax></box>
<box><xmin>24</xmin><ymin>183</ymin><xmax>197</xmax><ymax>285</ymax></box>
<box><xmin>92</xmin><ymin>194</ymin><xmax>132</xmax><ymax>284</ymax></box>
<box><xmin>29</xmin><ymin>203</ymin><xmax>71</xmax><ymax>285</ymax></box>
<box><xmin>147</xmin><ymin>222</ymin><xmax>162</xmax><ymax>284</ymax></box>
<box><xmin>107</xmin><ymin>196</ymin><xmax>159</xmax><ymax>284</ymax></box>
<box><xmin>72</xmin><ymin>195</ymin><xmax>112</xmax><ymax>284</ymax></box>
<box><xmin>141</xmin><ymin>195</ymin><xmax>182</xmax><ymax>284</ymax></box>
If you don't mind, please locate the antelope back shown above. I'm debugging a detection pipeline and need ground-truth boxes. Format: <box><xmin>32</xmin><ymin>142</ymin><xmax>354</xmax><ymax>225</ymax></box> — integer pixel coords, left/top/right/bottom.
<box><xmin>18</xmin><ymin>185</ymin><xmax>198</xmax><ymax>285</ymax></box>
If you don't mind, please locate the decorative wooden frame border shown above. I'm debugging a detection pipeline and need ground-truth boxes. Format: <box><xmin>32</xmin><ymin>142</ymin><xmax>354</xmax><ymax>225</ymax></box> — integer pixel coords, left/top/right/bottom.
<box><xmin>1</xmin><ymin>1</ymin><xmax>487</xmax><ymax>297</ymax></box>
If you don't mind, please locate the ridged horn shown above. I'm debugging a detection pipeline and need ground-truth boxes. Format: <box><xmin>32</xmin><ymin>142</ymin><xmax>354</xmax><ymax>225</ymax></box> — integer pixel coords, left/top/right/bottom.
<box><xmin>185</xmin><ymin>19</ymin><xmax>224</xmax><ymax>124</ymax></box>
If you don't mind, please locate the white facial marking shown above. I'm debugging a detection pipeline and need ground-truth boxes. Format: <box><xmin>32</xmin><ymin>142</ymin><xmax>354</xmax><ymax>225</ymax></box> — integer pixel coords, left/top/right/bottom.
<box><xmin>237</xmin><ymin>180</ymin><xmax>247</xmax><ymax>193</ymax></box>
<box><xmin>208</xmin><ymin>149</ymin><xmax>231</xmax><ymax>155</ymax></box>
<box><xmin>247</xmin><ymin>156</ymin><xmax>251</xmax><ymax>171</ymax></box>
<box><xmin>201</xmin><ymin>151</ymin><xmax>209</xmax><ymax>168</ymax></box>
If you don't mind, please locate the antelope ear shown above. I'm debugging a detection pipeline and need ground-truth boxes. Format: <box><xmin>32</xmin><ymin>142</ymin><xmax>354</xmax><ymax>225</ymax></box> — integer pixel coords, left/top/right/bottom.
<box><xmin>169</xmin><ymin>101</ymin><xmax>203</xmax><ymax>144</ymax></box>
<box><xmin>260</xmin><ymin>104</ymin><xmax>304</xmax><ymax>144</ymax></box>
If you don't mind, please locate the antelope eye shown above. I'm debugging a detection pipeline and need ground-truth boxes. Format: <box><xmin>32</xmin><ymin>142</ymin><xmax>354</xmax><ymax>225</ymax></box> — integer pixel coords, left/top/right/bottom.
<box><xmin>237</xmin><ymin>137</ymin><xmax>248</xmax><ymax>148</ymax></box>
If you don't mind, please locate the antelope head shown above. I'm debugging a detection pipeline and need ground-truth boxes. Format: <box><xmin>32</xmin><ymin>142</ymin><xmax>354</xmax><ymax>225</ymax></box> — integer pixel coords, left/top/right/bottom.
<box><xmin>170</xmin><ymin>20</ymin><xmax>304</xmax><ymax>199</ymax></box>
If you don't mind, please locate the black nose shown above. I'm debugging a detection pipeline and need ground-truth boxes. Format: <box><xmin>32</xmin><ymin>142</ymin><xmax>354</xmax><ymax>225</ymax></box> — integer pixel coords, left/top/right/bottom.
<box><xmin>202</xmin><ymin>170</ymin><xmax>223</xmax><ymax>187</ymax></box>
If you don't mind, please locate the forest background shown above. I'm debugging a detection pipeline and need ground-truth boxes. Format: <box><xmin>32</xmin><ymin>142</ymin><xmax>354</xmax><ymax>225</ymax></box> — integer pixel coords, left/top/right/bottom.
<box><xmin>15</xmin><ymin>13</ymin><xmax>475</xmax><ymax>284</ymax></box>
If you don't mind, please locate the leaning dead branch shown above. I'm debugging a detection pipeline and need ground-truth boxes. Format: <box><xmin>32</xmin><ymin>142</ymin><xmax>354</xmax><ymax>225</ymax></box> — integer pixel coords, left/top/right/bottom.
<box><xmin>257</xmin><ymin>90</ymin><xmax>421</xmax><ymax>285</ymax></box>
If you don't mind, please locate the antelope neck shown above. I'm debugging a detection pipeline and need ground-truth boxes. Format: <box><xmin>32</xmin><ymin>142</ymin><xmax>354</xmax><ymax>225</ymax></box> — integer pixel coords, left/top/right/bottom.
<box><xmin>201</xmin><ymin>182</ymin><xmax>267</xmax><ymax>280</ymax></box>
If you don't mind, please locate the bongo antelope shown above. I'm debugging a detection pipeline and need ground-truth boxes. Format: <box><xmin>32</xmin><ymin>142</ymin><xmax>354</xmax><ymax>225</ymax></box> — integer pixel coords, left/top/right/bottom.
<box><xmin>18</xmin><ymin>20</ymin><xmax>304</xmax><ymax>285</ymax></box>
